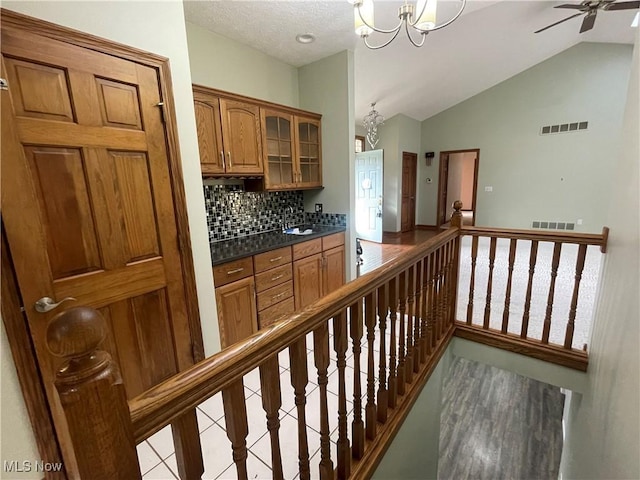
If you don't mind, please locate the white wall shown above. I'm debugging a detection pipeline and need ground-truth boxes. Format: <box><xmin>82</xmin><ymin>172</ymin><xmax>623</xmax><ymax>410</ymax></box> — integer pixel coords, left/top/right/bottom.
<box><xmin>419</xmin><ymin>42</ymin><xmax>633</xmax><ymax>232</ymax></box>
<box><xmin>186</xmin><ymin>22</ymin><xmax>299</xmax><ymax>108</ymax></box>
<box><xmin>560</xmin><ymin>32</ymin><xmax>639</xmax><ymax>480</ymax></box>
<box><xmin>298</xmin><ymin>51</ymin><xmax>357</xmax><ymax>280</ymax></box>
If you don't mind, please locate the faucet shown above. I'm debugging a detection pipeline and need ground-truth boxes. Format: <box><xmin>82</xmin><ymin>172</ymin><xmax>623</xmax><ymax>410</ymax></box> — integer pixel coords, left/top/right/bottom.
<box><xmin>282</xmin><ymin>205</ymin><xmax>295</xmax><ymax>232</ymax></box>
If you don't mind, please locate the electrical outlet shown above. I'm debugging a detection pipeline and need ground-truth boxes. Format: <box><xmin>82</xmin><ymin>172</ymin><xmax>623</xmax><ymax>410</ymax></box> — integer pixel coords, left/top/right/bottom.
<box><xmin>485</xmin><ymin>186</ymin><xmax>493</xmax><ymax>192</ymax></box>
<box><xmin>315</xmin><ymin>203</ymin><xmax>323</xmax><ymax>213</ymax></box>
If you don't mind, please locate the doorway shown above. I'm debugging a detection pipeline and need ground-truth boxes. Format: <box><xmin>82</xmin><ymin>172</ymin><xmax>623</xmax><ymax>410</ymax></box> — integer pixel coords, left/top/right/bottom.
<box><xmin>437</xmin><ymin>149</ymin><xmax>479</xmax><ymax>227</ymax></box>
<box><xmin>401</xmin><ymin>152</ymin><xmax>417</xmax><ymax>232</ymax></box>
<box><xmin>355</xmin><ymin>149</ymin><xmax>384</xmax><ymax>243</ymax></box>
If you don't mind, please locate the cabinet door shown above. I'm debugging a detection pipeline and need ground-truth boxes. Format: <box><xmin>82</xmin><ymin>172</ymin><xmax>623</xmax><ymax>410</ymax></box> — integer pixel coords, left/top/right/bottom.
<box><xmin>220</xmin><ymin>98</ymin><xmax>263</xmax><ymax>175</ymax></box>
<box><xmin>262</xmin><ymin>109</ymin><xmax>296</xmax><ymax>190</ymax></box>
<box><xmin>293</xmin><ymin>253</ymin><xmax>324</xmax><ymax>309</ymax></box>
<box><xmin>323</xmin><ymin>245</ymin><xmax>345</xmax><ymax>296</ymax></box>
<box><xmin>215</xmin><ymin>276</ymin><xmax>258</xmax><ymax>348</ymax></box>
<box><xmin>295</xmin><ymin>116</ymin><xmax>322</xmax><ymax>188</ymax></box>
<box><xmin>194</xmin><ymin>92</ymin><xmax>225</xmax><ymax>175</ymax></box>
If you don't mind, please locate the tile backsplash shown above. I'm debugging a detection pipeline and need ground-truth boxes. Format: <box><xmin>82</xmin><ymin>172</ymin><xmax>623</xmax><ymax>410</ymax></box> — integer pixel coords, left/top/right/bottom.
<box><xmin>204</xmin><ymin>184</ymin><xmax>346</xmax><ymax>243</ymax></box>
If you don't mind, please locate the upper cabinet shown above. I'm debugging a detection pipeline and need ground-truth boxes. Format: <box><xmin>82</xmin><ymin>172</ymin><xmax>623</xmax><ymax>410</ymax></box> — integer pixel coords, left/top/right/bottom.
<box><xmin>194</xmin><ymin>85</ymin><xmax>322</xmax><ymax>189</ymax></box>
<box><xmin>193</xmin><ymin>87</ymin><xmax>263</xmax><ymax>176</ymax></box>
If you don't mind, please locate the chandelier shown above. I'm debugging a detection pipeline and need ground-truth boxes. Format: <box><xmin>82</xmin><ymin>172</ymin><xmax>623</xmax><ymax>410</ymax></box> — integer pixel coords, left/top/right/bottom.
<box><xmin>351</xmin><ymin>0</ymin><xmax>466</xmax><ymax>49</ymax></box>
<box><xmin>363</xmin><ymin>103</ymin><xmax>384</xmax><ymax>149</ymax></box>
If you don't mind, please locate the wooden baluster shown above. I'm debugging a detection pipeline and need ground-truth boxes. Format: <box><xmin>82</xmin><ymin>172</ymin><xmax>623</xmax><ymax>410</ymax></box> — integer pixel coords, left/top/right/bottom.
<box><xmin>349</xmin><ymin>300</ymin><xmax>365</xmax><ymax>459</ymax></box>
<box><xmin>405</xmin><ymin>264</ymin><xmax>415</xmax><ymax>384</ymax></box>
<box><xmin>449</xmin><ymin>236</ymin><xmax>462</xmax><ymax>328</ymax></box>
<box><xmin>542</xmin><ymin>242</ymin><xmax>563</xmax><ymax>344</ymax></box>
<box><xmin>222</xmin><ymin>380</ymin><xmax>249</xmax><ymax>480</ymax></box>
<box><xmin>289</xmin><ymin>339</ymin><xmax>311</xmax><ymax>480</ymax></box>
<box><xmin>565</xmin><ymin>244</ymin><xmax>588</xmax><ymax>349</ymax></box>
<box><xmin>333</xmin><ymin>311</ymin><xmax>351</xmax><ymax>479</ymax></box>
<box><xmin>377</xmin><ymin>284</ymin><xmax>389</xmax><ymax>423</ymax></box>
<box><xmin>466</xmin><ymin>235</ymin><xmax>479</xmax><ymax>325</ymax></box>
<box><xmin>437</xmin><ymin>247</ymin><xmax>446</xmax><ymax>341</ymax></box>
<box><xmin>259</xmin><ymin>355</ymin><xmax>284</xmax><ymax>480</ymax></box>
<box><xmin>172</xmin><ymin>410</ymin><xmax>205</xmax><ymax>480</ymax></box>
<box><xmin>420</xmin><ymin>256</ymin><xmax>431</xmax><ymax>362</ymax></box>
<box><xmin>501</xmin><ymin>239</ymin><xmax>518</xmax><ymax>334</ymax></box>
<box><xmin>413</xmin><ymin>259</ymin><xmax>423</xmax><ymax>374</ymax></box>
<box><xmin>392</xmin><ymin>273</ymin><xmax>402</xmax><ymax>402</ymax></box>
<box><xmin>521</xmin><ymin>240</ymin><xmax>539</xmax><ymax>339</ymax></box>
<box><xmin>441</xmin><ymin>242</ymin><xmax>451</xmax><ymax>331</ymax></box>
<box><xmin>430</xmin><ymin>250</ymin><xmax>439</xmax><ymax>348</ymax></box>
<box><xmin>483</xmin><ymin>237</ymin><xmax>498</xmax><ymax>329</ymax></box>
<box><xmin>313</xmin><ymin>323</ymin><xmax>334</xmax><ymax>479</ymax></box>
<box><xmin>387</xmin><ymin>272</ymin><xmax>404</xmax><ymax>408</ymax></box>
<box><xmin>364</xmin><ymin>291</ymin><xmax>378</xmax><ymax>440</ymax></box>
<box><xmin>46</xmin><ymin>307</ymin><xmax>141</xmax><ymax>480</ymax></box>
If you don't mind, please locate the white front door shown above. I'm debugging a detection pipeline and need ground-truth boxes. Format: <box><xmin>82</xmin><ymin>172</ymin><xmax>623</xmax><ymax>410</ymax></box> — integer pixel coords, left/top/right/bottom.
<box><xmin>355</xmin><ymin>149</ymin><xmax>384</xmax><ymax>243</ymax></box>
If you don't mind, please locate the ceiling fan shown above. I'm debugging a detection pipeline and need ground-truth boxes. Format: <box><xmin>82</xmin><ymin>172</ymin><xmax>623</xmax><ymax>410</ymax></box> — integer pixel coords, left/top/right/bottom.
<box><xmin>535</xmin><ymin>0</ymin><xmax>640</xmax><ymax>34</ymax></box>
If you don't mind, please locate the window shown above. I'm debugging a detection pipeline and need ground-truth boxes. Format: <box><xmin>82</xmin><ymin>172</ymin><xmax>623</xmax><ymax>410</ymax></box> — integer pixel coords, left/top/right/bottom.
<box><xmin>355</xmin><ymin>135</ymin><xmax>365</xmax><ymax>153</ymax></box>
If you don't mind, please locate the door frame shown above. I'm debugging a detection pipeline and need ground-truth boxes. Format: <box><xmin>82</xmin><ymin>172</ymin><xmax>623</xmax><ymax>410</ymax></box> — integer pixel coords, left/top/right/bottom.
<box><xmin>401</xmin><ymin>151</ymin><xmax>418</xmax><ymax>232</ymax></box>
<box><xmin>1</xmin><ymin>8</ymin><xmax>204</xmax><ymax>466</ymax></box>
<box><xmin>436</xmin><ymin>148</ymin><xmax>480</xmax><ymax>227</ymax></box>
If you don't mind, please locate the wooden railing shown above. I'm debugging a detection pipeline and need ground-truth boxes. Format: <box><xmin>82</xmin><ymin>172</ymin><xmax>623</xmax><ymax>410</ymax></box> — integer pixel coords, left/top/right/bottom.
<box><xmin>45</xmin><ymin>203</ymin><xmax>608</xmax><ymax>479</ymax></box>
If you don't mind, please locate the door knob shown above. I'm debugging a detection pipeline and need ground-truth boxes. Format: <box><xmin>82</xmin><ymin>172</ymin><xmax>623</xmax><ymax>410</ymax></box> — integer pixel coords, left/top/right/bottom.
<box><xmin>34</xmin><ymin>296</ymin><xmax>76</xmax><ymax>313</ymax></box>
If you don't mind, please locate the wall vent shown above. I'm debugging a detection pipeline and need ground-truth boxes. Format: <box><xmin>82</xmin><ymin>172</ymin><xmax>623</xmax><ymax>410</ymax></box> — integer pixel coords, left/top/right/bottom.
<box><xmin>540</xmin><ymin>121</ymin><xmax>588</xmax><ymax>136</ymax></box>
<box><xmin>532</xmin><ymin>221</ymin><xmax>575</xmax><ymax>230</ymax></box>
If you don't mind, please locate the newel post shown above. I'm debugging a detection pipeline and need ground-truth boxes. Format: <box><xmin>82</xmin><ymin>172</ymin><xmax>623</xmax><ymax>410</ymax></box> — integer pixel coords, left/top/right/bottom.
<box><xmin>450</xmin><ymin>200</ymin><xmax>463</xmax><ymax>228</ymax></box>
<box><xmin>47</xmin><ymin>307</ymin><xmax>141</xmax><ymax>480</ymax></box>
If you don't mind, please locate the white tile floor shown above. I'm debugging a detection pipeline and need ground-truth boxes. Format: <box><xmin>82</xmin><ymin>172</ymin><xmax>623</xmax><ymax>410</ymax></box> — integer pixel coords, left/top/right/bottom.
<box><xmin>137</xmin><ymin>328</ymin><xmax>383</xmax><ymax>480</ymax></box>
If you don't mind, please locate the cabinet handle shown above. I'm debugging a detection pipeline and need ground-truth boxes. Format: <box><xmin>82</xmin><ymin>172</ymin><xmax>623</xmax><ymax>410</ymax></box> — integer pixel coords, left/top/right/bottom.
<box><xmin>272</xmin><ymin>292</ymin><xmax>285</xmax><ymax>300</ymax></box>
<box><xmin>269</xmin><ymin>256</ymin><xmax>283</xmax><ymax>263</ymax></box>
<box><xmin>221</xmin><ymin>151</ymin><xmax>226</xmax><ymax>170</ymax></box>
<box><xmin>227</xmin><ymin>151</ymin><xmax>232</xmax><ymax>168</ymax></box>
<box><xmin>226</xmin><ymin>267</ymin><xmax>244</xmax><ymax>275</ymax></box>
<box><xmin>271</xmin><ymin>274</ymin><xmax>284</xmax><ymax>281</ymax></box>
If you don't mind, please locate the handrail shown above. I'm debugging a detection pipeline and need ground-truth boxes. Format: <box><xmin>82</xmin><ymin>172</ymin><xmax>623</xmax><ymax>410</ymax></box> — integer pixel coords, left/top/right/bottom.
<box><xmin>129</xmin><ymin>227</ymin><xmax>459</xmax><ymax>441</ymax></box>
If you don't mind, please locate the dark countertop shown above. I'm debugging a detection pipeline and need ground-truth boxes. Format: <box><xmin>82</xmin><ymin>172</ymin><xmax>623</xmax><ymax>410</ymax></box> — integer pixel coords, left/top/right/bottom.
<box><xmin>210</xmin><ymin>225</ymin><xmax>347</xmax><ymax>266</ymax></box>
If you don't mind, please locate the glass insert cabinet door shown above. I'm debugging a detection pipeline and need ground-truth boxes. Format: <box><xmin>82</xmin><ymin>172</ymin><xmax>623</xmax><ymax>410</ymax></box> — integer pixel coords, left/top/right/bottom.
<box><xmin>295</xmin><ymin>117</ymin><xmax>322</xmax><ymax>187</ymax></box>
<box><xmin>262</xmin><ymin>109</ymin><xmax>295</xmax><ymax>188</ymax></box>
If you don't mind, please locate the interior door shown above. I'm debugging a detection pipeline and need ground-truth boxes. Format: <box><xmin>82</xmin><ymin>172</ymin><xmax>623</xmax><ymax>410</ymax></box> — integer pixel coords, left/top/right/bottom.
<box><xmin>1</xmin><ymin>22</ymin><xmax>197</xmax><ymax>455</ymax></box>
<box><xmin>355</xmin><ymin>149</ymin><xmax>384</xmax><ymax>242</ymax></box>
<box><xmin>401</xmin><ymin>152</ymin><xmax>417</xmax><ymax>232</ymax></box>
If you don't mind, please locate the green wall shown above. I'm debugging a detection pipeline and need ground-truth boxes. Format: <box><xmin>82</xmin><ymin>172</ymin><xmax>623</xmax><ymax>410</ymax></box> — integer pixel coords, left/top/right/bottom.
<box><xmin>419</xmin><ymin>42</ymin><xmax>633</xmax><ymax>232</ymax></box>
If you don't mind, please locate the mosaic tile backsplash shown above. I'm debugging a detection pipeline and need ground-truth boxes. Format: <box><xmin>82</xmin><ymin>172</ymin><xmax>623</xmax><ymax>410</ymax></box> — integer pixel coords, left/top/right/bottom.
<box><xmin>204</xmin><ymin>185</ymin><xmax>346</xmax><ymax>243</ymax></box>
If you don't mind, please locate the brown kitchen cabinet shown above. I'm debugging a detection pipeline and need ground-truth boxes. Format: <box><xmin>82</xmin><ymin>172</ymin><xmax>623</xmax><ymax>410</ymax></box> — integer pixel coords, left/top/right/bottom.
<box><xmin>215</xmin><ymin>276</ymin><xmax>258</xmax><ymax>349</ymax></box>
<box><xmin>194</xmin><ymin>86</ymin><xmax>263</xmax><ymax>176</ymax></box>
<box><xmin>295</xmin><ymin>116</ymin><xmax>323</xmax><ymax>188</ymax></box>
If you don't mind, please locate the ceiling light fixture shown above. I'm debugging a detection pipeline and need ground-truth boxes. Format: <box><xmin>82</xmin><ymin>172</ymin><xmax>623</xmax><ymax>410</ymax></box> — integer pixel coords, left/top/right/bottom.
<box><xmin>363</xmin><ymin>103</ymin><xmax>384</xmax><ymax>149</ymax></box>
<box><xmin>351</xmin><ymin>0</ymin><xmax>466</xmax><ymax>49</ymax></box>
<box><xmin>296</xmin><ymin>33</ymin><xmax>316</xmax><ymax>44</ymax></box>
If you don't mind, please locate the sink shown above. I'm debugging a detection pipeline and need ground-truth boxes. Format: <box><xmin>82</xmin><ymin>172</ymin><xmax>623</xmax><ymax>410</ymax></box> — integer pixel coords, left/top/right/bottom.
<box><xmin>283</xmin><ymin>227</ymin><xmax>314</xmax><ymax>235</ymax></box>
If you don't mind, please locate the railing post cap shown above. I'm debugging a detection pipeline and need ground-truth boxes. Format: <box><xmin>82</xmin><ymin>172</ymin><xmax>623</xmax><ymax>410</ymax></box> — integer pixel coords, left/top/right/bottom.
<box><xmin>452</xmin><ymin>200</ymin><xmax>463</xmax><ymax>211</ymax></box>
<box><xmin>46</xmin><ymin>307</ymin><xmax>106</xmax><ymax>359</ymax></box>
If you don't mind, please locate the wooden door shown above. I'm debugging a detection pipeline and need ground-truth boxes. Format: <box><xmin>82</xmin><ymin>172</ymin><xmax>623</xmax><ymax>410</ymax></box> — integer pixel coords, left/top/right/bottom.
<box><xmin>437</xmin><ymin>153</ymin><xmax>450</xmax><ymax>226</ymax></box>
<box><xmin>1</xmin><ymin>24</ymin><xmax>197</xmax><ymax>416</ymax></box>
<box><xmin>262</xmin><ymin>109</ymin><xmax>296</xmax><ymax>189</ymax></box>
<box><xmin>293</xmin><ymin>254</ymin><xmax>324</xmax><ymax>309</ymax></box>
<box><xmin>322</xmin><ymin>246</ymin><xmax>345</xmax><ymax>296</ymax></box>
<box><xmin>215</xmin><ymin>277</ymin><xmax>258</xmax><ymax>348</ymax></box>
<box><xmin>194</xmin><ymin>91</ymin><xmax>225</xmax><ymax>175</ymax></box>
<box><xmin>401</xmin><ymin>152</ymin><xmax>417</xmax><ymax>232</ymax></box>
<box><xmin>295</xmin><ymin>116</ymin><xmax>322</xmax><ymax>188</ymax></box>
<box><xmin>219</xmin><ymin>98</ymin><xmax>263</xmax><ymax>175</ymax></box>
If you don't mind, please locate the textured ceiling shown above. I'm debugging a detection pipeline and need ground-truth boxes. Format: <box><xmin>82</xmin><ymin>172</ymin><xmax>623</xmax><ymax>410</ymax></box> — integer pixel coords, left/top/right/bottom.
<box><xmin>183</xmin><ymin>0</ymin><xmax>637</xmax><ymax>121</ymax></box>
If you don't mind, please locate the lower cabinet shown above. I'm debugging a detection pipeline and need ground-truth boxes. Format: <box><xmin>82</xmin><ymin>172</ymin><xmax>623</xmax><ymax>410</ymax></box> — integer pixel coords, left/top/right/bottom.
<box><xmin>215</xmin><ymin>276</ymin><xmax>257</xmax><ymax>348</ymax></box>
<box><xmin>293</xmin><ymin>253</ymin><xmax>324</xmax><ymax>309</ymax></box>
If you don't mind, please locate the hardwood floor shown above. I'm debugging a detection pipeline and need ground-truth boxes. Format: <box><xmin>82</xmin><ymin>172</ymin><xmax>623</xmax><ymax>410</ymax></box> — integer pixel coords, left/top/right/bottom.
<box><xmin>438</xmin><ymin>357</ymin><xmax>564</xmax><ymax>480</ymax></box>
<box><xmin>357</xmin><ymin>230</ymin><xmax>438</xmax><ymax>276</ymax></box>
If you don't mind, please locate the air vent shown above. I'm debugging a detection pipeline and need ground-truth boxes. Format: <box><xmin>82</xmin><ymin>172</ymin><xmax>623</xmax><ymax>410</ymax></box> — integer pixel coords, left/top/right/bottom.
<box><xmin>540</xmin><ymin>121</ymin><xmax>588</xmax><ymax>136</ymax></box>
<box><xmin>532</xmin><ymin>221</ymin><xmax>575</xmax><ymax>230</ymax></box>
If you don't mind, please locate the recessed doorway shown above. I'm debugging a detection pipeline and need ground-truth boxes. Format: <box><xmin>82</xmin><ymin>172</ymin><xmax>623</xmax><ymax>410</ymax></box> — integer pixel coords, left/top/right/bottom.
<box><xmin>437</xmin><ymin>149</ymin><xmax>479</xmax><ymax>227</ymax></box>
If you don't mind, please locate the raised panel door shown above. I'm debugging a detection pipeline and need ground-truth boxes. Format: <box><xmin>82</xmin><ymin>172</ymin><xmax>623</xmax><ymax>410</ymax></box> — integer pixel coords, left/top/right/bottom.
<box><xmin>293</xmin><ymin>253</ymin><xmax>323</xmax><ymax>309</ymax></box>
<box><xmin>215</xmin><ymin>276</ymin><xmax>258</xmax><ymax>348</ymax></box>
<box><xmin>261</xmin><ymin>109</ymin><xmax>296</xmax><ymax>189</ymax></box>
<box><xmin>193</xmin><ymin>91</ymin><xmax>224</xmax><ymax>175</ymax></box>
<box><xmin>322</xmin><ymin>245</ymin><xmax>345</xmax><ymax>296</ymax></box>
<box><xmin>295</xmin><ymin>116</ymin><xmax>322</xmax><ymax>188</ymax></box>
<box><xmin>219</xmin><ymin>98</ymin><xmax>263</xmax><ymax>175</ymax></box>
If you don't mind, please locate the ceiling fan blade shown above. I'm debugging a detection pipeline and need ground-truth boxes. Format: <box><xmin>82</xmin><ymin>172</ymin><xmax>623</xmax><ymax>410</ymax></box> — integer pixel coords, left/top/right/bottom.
<box><xmin>554</xmin><ymin>3</ymin><xmax>587</xmax><ymax>9</ymax></box>
<box><xmin>580</xmin><ymin>11</ymin><xmax>597</xmax><ymax>32</ymax></box>
<box><xmin>535</xmin><ymin>12</ymin><xmax>584</xmax><ymax>33</ymax></box>
<box><xmin>604</xmin><ymin>1</ymin><xmax>640</xmax><ymax>10</ymax></box>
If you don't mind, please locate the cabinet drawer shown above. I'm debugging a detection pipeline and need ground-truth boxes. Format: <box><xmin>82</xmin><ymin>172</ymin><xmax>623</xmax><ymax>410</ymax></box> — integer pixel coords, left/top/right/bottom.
<box><xmin>213</xmin><ymin>257</ymin><xmax>254</xmax><ymax>287</ymax></box>
<box><xmin>254</xmin><ymin>246</ymin><xmax>292</xmax><ymax>273</ymax></box>
<box><xmin>322</xmin><ymin>232</ymin><xmax>345</xmax><ymax>251</ymax></box>
<box><xmin>257</xmin><ymin>281</ymin><xmax>293</xmax><ymax>312</ymax></box>
<box><xmin>293</xmin><ymin>238</ymin><xmax>322</xmax><ymax>260</ymax></box>
<box><xmin>255</xmin><ymin>263</ymin><xmax>292</xmax><ymax>293</ymax></box>
<box><xmin>259</xmin><ymin>296</ymin><xmax>295</xmax><ymax>329</ymax></box>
